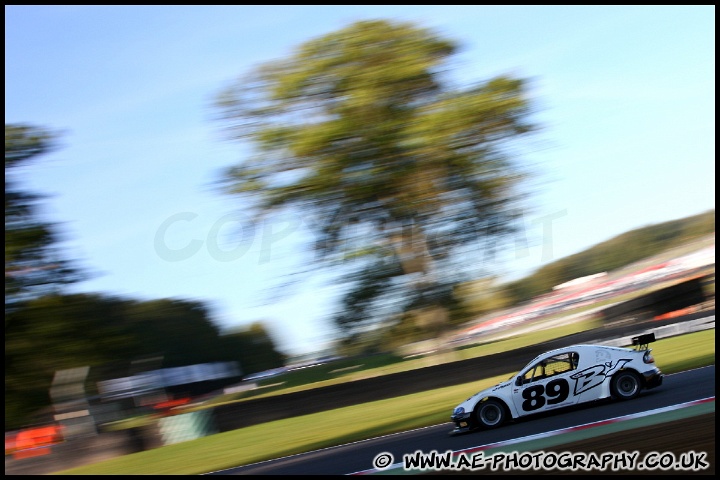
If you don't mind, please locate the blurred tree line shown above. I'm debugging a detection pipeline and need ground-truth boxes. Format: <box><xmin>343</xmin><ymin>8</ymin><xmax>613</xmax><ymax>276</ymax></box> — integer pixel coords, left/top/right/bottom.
<box><xmin>502</xmin><ymin>209</ymin><xmax>715</xmax><ymax>305</ymax></box>
<box><xmin>5</xmin><ymin>125</ymin><xmax>285</xmax><ymax>431</ymax></box>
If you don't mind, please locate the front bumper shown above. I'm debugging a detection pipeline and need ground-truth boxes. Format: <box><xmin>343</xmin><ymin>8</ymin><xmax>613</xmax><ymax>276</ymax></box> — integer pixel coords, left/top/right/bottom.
<box><xmin>450</xmin><ymin>411</ymin><xmax>473</xmax><ymax>434</ymax></box>
<box><xmin>642</xmin><ymin>368</ymin><xmax>663</xmax><ymax>389</ymax></box>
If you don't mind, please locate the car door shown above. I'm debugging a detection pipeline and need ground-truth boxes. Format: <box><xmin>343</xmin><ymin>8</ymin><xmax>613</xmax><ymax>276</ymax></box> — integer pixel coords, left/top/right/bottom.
<box><xmin>511</xmin><ymin>351</ymin><xmax>581</xmax><ymax>417</ymax></box>
<box><xmin>569</xmin><ymin>347</ymin><xmax>633</xmax><ymax>404</ymax></box>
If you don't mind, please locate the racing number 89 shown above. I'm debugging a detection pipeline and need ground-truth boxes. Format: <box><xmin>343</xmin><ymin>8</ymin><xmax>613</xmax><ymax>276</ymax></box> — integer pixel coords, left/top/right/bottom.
<box><xmin>521</xmin><ymin>378</ymin><xmax>570</xmax><ymax>411</ymax></box>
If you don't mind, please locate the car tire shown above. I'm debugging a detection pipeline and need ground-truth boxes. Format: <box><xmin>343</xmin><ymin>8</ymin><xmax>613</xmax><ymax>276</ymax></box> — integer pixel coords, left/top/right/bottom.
<box><xmin>611</xmin><ymin>370</ymin><xmax>641</xmax><ymax>400</ymax></box>
<box><xmin>475</xmin><ymin>399</ymin><xmax>506</xmax><ymax>429</ymax></box>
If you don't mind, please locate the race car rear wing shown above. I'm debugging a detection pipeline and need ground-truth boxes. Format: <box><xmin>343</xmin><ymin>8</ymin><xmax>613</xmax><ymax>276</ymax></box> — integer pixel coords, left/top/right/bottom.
<box><xmin>631</xmin><ymin>332</ymin><xmax>656</xmax><ymax>351</ymax></box>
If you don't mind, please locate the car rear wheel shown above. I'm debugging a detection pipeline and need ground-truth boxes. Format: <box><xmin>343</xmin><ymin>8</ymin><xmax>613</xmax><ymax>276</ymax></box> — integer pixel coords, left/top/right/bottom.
<box><xmin>475</xmin><ymin>399</ymin><xmax>506</xmax><ymax>429</ymax></box>
<box><xmin>611</xmin><ymin>370</ymin><xmax>641</xmax><ymax>400</ymax></box>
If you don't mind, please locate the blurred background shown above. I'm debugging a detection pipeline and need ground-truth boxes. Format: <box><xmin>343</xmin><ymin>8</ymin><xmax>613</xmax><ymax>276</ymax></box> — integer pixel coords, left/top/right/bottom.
<box><xmin>5</xmin><ymin>5</ymin><xmax>715</xmax><ymax>472</ymax></box>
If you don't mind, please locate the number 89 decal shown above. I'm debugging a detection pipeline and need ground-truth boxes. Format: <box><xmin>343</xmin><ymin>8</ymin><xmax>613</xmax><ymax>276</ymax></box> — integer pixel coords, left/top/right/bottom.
<box><xmin>521</xmin><ymin>378</ymin><xmax>570</xmax><ymax>411</ymax></box>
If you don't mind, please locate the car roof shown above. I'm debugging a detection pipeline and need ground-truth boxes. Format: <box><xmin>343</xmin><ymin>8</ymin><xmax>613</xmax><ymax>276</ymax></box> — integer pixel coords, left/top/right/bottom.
<box><xmin>526</xmin><ymin>343</ymin><xmax>632</xmax><ymax>364</ymax></box>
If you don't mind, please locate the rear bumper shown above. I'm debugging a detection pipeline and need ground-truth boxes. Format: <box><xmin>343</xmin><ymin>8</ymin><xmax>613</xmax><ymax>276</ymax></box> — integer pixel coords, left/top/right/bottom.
<box><xmin>642</xmin><ymin>368</ymin><xmax>663</xmax><ymax>389</ymax></box>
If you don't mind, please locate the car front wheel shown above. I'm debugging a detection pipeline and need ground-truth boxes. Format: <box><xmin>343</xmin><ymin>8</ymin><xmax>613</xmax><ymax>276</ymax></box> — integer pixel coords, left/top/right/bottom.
<box><xmin>475</xmin><ymin>399</ymin><xmax>506</xmax><ymax>429</ymax></box>
<box><xmin>611</xmin><ymin>370</ymin><xmax>641</xmax><ymax>400</ymax></box>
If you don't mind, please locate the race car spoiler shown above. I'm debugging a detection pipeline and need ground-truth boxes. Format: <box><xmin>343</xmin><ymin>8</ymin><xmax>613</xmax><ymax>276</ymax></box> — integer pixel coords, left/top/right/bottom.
<box><xmin>631</xmin><ymin>332</ymin><xmax>656</xmax><ymax>350</ymax></box>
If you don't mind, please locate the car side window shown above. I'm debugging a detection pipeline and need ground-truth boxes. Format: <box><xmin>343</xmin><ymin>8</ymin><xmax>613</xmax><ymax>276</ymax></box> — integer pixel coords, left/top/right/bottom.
<box><xmin>522</xmin><ymin>362</ymin><xmax>546</xmax><ymax>384</ymax></box>
<box><xmin>571</xmin><ymin>352</ymin><xmax>579</xmax><ymax>369</ymax></box>
<box><xmin>545</xmin><ymin>353</ymin><xmax>578</xmax><ymax>377</ymax></box>
<box><xmin>523</xmin><ymin>353</ymin><xmax>578</xmax><ymax>384</ymax></box>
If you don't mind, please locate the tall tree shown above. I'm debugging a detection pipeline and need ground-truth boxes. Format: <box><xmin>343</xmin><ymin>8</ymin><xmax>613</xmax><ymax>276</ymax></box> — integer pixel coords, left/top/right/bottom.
<box><xmin>213</xmin><ymin>20</ymin><xmax>538</xmax><ymax>341</ymax></box>
<box><xmin>5</xmin><ymin>123</ymin><xmax>83</xmax><ymax>428</ymax></box>
<box><xmin>221</xmin><ymin>322</ymin><xmax>287</xmax><ymax>375</ymax></box>
<box><xmin>5</xmin><ymin>124</ymin><xmax>82</xmax><ymax>313</ymax></box>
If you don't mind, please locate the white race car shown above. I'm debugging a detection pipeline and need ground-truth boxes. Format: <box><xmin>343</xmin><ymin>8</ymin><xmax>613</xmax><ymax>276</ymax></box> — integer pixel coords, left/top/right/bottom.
<box><xmin>450</xmin><ymin>333</ymin><xmax>664</xmax><ymax>434</ymax></box>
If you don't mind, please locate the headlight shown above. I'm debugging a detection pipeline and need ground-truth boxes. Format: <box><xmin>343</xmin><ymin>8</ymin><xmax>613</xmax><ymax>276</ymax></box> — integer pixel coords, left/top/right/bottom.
<box><xmin>453</xmin><ymin>406</ymin><xmax>465</xmax><ymax>416</ymax></box>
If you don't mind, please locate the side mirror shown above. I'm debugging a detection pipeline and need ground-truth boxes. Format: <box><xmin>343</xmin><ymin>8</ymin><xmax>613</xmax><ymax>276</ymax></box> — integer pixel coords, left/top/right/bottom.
<box><xmin>515</xmin><ymin>377</ymin><xmax>523</xmax><ymax>387</ymax></box>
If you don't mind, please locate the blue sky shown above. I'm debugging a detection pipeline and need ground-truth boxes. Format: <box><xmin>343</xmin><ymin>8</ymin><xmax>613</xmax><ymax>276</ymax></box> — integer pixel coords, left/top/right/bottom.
<box><xmin>5</xmin><ymin>6</ymin><xmax>715</xmax><ymax>357</ymax></box>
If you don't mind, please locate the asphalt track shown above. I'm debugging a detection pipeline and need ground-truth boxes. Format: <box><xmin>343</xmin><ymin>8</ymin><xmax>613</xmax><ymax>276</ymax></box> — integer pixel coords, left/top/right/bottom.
<box><xmin>207</xmin><ymin>365</ymin><xmax>715</xmax><ymax>475</ymax></box>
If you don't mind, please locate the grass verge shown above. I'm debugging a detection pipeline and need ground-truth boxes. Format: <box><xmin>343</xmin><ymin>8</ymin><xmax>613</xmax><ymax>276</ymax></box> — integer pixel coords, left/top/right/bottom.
<box><xmin>55</xmin><ymin>328</ymin><xmax>714</xmax><ymax>475</ymax></box>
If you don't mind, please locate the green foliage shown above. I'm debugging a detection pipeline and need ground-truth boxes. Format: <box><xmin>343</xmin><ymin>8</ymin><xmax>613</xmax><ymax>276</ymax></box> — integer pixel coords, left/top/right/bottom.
<box><xmin>221</xmin><ymin>322</ymin><xmax>287</xmax><ymax>375</ymax></box>
<box><xmin>453</xmin><ymin>276</ymin><xmax>512</xmax><ymax>319</ymax></box>
<box><xmin>5</xmin><ymin>124</ymin><xmax>82</xmax><ymax>312</ymax></box>
<box><xmin>5</xmin><ymin>123</ymin><xmax>58</xmax><ymax>167</ymax></box>
<box><xmin>4</xmin><ymin>293</ymin><xmax>286</xmax><ymax>430</ymax></box>
<box><xmin>214</xmin><ymin>19</ymin><xmax>539</xmax><ymax>340</ymax></box>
